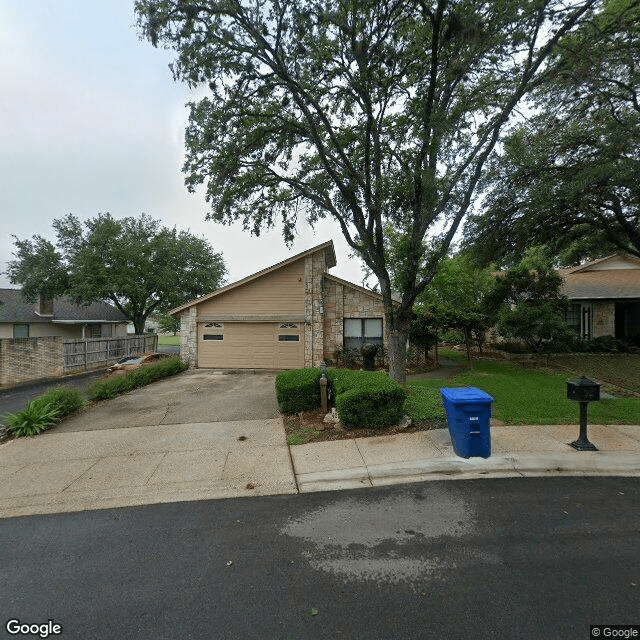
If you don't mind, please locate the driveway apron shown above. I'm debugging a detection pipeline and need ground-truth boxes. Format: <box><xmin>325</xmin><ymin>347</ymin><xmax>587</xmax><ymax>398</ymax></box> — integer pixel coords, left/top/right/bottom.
<box><xmin>0</xmin><ymin>371</ymin><xmax>296</xmax><ymax>518</ymax></box>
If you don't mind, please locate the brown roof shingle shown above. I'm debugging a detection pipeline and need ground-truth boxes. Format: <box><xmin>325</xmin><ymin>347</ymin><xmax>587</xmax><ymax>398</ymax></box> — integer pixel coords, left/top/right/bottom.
<box><xmin>560</xmin><ymin>270</ymin><xmax>640</xmax><ymax>300</ymax></box>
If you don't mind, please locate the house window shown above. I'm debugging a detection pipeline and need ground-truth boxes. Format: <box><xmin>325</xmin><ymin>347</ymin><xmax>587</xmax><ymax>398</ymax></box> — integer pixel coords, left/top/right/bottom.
<box><xmin>89</xmin><ymin>324</ymin><xmax>101</xmax><ymax>338</ymax></box>
<box><xmin>278</xmin><ymin>334</ymin><xmax>300</xmax><ymax>342</ymax></box>
<box><xmin>203</xmin><ymin>334</ymin><xmax>224</xmax><ymax>341</ymax></box>
<box><xmin>565</xmin><ymin>304</ymin><xmax>581</xmax><ymax>335</ymax></box>
<box><xmin>13</xmin><ymin>324</ymin><xmax>29</xmax><ymax>339</ymax></box>
<box><xmin>205</xmin><ymin>322</ymin><xmax>224</xmax><ymax>328</ymax></box>
<box><xmin>279</xmin><ymin>323</ymin><xmax>298</xmax><ymax>329</ymax></box>
<box><xmin>344</xmin><ymin>318</ymin><xmax>383</xmax><ymax>351</ymax></box>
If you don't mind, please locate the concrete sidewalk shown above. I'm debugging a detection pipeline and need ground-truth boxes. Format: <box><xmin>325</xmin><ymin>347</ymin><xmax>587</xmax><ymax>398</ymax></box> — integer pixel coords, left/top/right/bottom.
<box><xmin>290</xmin><ymin>424</ymin><xmax>640</xmax><ymax>492</ymax></box>
<box><xmin>0</xmin><ymin>419</ymin><xmax>297</xmax><ymax>518</ymax></box>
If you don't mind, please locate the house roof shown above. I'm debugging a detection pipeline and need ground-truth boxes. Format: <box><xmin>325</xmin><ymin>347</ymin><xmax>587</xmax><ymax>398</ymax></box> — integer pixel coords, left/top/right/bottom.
<box><xmin>0</xmin><ymin>289</ymin><xmax>127</xmax><ymax>324</ymax></box>
<box><xmin>558</xmin><ymin>253</ymin><xmax>640</xmax><ymax>300</ymax></box>
<box><xmin>324</xmin><ymin>273</ymin><xmax>402</xmax><ymax>304</ymax></box>
<box><xmin>169</xmin><ymin>240</ymin><xmax>338</xmax><ymax>315</ymax></box>
<box><xmin>560</xmin><ymin>270</ymin><xmax>640</xmax><ymax>300</ymax></box>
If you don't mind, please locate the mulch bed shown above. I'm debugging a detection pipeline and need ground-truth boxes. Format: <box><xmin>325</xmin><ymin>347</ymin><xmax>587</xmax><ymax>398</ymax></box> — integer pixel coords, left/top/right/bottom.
<box><xmin>283</xmin><ymin>408</ymin><xmax>441</xmax><ymax>444</ymax></box>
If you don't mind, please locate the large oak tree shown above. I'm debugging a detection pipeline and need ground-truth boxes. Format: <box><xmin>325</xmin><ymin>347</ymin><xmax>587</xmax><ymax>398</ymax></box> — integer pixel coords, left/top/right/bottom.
<box><xmin>136</xmin><ymin>0</ymin><xmax>597</xmax><ymax>382</ymax></box>
<box><xmin>7</xmin><ymin>213</ymin><xmax>226</xmax><ymax>334</ymax></box>
<box><xmin>465</xmin><ymin>0</ymin><xmax>639</xmax><ymax>268</ymax></box>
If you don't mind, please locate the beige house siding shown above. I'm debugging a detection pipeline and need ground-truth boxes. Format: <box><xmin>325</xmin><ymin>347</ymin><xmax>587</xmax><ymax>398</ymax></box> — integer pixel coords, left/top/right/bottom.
<box><xmin>173</xmin><ymin>241</ymin><xmax>395</xmax><ymax>370</ymax></box>
<box><xmin>0</xmin><ymin>322</ymin><xmax>127</xmax><ymax>339</ymax></box>
<box><xmin>196</xmin><ymin>260</ymin><xmax>305</xmax><ymax>316</ymax></box>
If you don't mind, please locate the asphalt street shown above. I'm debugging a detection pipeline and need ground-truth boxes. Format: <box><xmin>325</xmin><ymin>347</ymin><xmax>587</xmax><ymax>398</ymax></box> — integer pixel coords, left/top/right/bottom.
<box><xmin>1</xmin><ymin>476</ymin><xmax>639</xmax><ymax>640</ymax></box>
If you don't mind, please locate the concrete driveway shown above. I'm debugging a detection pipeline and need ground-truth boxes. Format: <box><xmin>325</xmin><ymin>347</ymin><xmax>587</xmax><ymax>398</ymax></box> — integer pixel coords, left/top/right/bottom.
<box><xmin>0</xmin><ymin>371</ymin><xmax>296</xmax><ymax>518</ymax></box>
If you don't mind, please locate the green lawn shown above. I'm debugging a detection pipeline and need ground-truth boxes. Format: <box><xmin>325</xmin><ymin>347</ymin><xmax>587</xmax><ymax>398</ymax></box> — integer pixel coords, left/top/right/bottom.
<box><xmin>157</xmin><ymin>335</ymin><xmax>180</xmax><ymax>346</ymax></box>
<box><xmin>405</xmin><ymin>357</ymin><xmax>640</xmax><ymax>426</ymax></box>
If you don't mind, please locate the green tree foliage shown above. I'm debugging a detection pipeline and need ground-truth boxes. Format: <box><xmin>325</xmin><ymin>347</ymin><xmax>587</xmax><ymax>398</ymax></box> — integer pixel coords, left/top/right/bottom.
<box><xmin>136</xmin><ymin>0</ymin><xmax>597</xmax><ymax>381</ymax></box>
<box><xmin>158</xmin><ymin>313</ymin><xmax>181</xmax><ymax>335</ymax></box>
<box><xmin>7</xmin><ymin>213</ymin><xmax>226</xmax><ymax>334</ymax></box>
<box><xmin>465</xmin><ymin>0</ymin><xmax>640</xmax><ymax>267</ymax></box>
<box><xmin>490</xmin><ymin>254</ymin><xmax>573</xmax><ymax>352</ymax></box>
<box><xmin>415</xmin><ymin>255</ymin><xmax>495</xmax><ymax>367</ymax></box>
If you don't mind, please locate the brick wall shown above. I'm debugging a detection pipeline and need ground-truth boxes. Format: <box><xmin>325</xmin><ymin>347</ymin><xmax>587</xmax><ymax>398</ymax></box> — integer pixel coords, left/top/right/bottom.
<box><xmin>0</xmin><ymin>337</ymin><xmax>64</xmax><ymax>387</ymax></box>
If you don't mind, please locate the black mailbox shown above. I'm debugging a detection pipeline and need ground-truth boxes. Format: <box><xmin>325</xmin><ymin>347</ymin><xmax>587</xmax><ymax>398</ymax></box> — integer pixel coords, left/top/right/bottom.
<box><xmin>566</xmin><ymin>376</ymin><xmax>601</xmax><ymax>451</ymax></box>
<box><xmin>567</xmin><ymin>376</ymin><xmax>601</xmax><ymax>402</ymax></box>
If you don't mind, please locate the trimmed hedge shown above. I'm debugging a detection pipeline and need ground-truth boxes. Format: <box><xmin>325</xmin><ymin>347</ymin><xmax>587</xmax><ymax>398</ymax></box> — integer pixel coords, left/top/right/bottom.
<box><xmin>5</xmin><ymin>387</ymin><xmax>84</xmax><ymax>438</ymax></box>
<box><xmin>87</xmin><ymin>356</ymin><xmax>188</xmax><ymax>400</ymax></box>
<box><xmin>327</xmin><ymin>369</ymin><xmax>406</xmax><ymax>429</ymax></box>
<box><xmin>275</xmin><ymin>368</ymin><xmax>322</xmax><ymax>413</ymax></box>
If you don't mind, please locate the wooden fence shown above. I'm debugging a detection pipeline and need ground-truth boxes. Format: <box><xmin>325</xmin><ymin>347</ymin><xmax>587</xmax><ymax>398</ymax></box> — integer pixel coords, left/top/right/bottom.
<box><xmin>63</xmin><ymin>334</ymin><xmax>158</xmax><ymax>371</ymax></box>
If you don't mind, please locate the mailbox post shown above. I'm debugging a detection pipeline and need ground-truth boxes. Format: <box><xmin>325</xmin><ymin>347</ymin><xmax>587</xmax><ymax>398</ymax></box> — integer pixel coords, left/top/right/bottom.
<box><xmin>566</xmin><ymin>376</ymin><xmax>601</xmax><ymax>451</ymax></box>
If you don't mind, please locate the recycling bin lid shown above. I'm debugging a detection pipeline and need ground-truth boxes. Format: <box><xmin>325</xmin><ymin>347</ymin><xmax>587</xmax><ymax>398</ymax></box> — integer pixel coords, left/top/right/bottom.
<box><xmin>440</xmin><ymin>387</ymin><xmax>494</xmax><ymax>402</ymax></box>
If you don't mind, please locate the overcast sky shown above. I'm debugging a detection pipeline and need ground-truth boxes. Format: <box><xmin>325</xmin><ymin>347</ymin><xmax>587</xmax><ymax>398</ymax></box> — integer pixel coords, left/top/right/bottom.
<box><xmin>0</xmin><ymin>0</ymin><xmax>367</xmax><ymax>291</ymax></box>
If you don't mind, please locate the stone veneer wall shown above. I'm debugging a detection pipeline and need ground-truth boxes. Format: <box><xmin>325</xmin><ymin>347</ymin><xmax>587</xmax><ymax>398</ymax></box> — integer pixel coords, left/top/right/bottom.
<box><xmin>304</xmin><ymin>252</ymin><xmax>327</xmax><ymax>367</ymax></box>
<box><xmin>322</xmin><ymin>277</ymin><xmax>388</xmax><ymax>361</ymax></box>
<box><xmin>0</xmin><ymin>337</ymin><xmax>64</xmax><ymax>387</ymax></box>
<box><xmin>592</xmin><ymin>301</ymin><xmax>615</xmax><ymax>338</ymax></box>
<box><xmin>180</xmin><ymin>306</ymin><xmax>198</xmax><ymax>367</ymax></box>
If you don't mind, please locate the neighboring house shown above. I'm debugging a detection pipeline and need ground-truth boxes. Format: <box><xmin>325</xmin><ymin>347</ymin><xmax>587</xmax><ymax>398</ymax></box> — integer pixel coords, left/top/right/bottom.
<box><xmin>170</xmin><ymin>240</ymin><xmax>394</xmax><ymax>369</ymax></box>
<box><xmin>0</xmin><ymin>289</ymin><xmax>128</xmax><ymax>339</ymax></box>
<box><xmin>559</xmin><ymin>253</ymin><xmax>640</xmax><ymax>341</ymax></box>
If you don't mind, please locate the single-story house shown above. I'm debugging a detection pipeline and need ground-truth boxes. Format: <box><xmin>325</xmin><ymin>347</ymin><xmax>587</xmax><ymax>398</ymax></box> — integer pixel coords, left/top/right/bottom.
<box><xmin>0</xmin><ymin>289</ymin><xmax>128</xmax><ymax>339</ymax></box>
<box><xmin>559</xmin><ymin>253</ymin><xmax>640</xmax><ymax>340</ymax></box>
<box><xmin>170</xmin><ymin>240</ymin><xmax>394</xmax><ymax>369</ymax></box>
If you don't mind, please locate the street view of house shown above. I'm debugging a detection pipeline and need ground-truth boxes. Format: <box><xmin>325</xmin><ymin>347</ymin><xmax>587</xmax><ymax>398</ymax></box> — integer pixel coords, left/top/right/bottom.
<box><xmin>0</xmin><ymin>1</ymin><xmax>638</xmax><ymax>638</ymax></box>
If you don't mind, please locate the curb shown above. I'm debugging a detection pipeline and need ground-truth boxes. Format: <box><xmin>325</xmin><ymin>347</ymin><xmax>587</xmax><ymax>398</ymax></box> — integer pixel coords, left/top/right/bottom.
<box><xmin>296</xmin><ymin>452</ymin><xmax>640</xmax><ymax>493</ymax></box>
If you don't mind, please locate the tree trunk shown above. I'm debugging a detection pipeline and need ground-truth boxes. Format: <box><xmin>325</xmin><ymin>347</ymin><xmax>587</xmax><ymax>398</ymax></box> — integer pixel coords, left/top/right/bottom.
<box><xmin>434</xmin><ymin>329</ymin><xmax>439</xmax><ymax>367</ymax></box>
<box><xmin>463</xmin><ymin>327</ymin><xmax>474</xmax><ymax>371</ymax></box>
<box><xmin>133</xmin><ymin>316</ymin><xmax>146</xmax><ymax>335</ymax></box>
<box><xmin>387</xmin><ymin>329</ymin><xmax>407</xmax><ymax>385</ymax></box>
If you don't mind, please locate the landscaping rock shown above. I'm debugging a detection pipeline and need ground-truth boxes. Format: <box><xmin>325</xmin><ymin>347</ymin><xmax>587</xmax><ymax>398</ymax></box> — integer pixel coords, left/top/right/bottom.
<box><xmin>323</xmin><ymin>408</ymin><xmax>340</xmax><ymax>424</ymax></box>
<box><xmin>398</xmin><ymin>415</ymin><xmax>413</xmax><ymax>430</ymax></box>
<box><xmin>0</xmin><ymin>425</ymin><xmax>8</xmax><ymax>443</ymax></box>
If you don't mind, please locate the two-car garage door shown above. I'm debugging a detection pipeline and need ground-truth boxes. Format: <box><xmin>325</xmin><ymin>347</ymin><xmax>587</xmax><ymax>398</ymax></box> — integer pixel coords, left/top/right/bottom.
<box><xmin>197</xmin><ymin>322</ymin><xmax>304</xmax><ymax>369</ymax></box>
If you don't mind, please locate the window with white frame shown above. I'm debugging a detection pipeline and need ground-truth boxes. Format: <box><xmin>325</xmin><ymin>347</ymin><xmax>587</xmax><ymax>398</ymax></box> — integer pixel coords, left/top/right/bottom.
<box><xmin>343</xmin><ymin>318</ymin><xmax>383</xmax><ymax>351</ymax></box>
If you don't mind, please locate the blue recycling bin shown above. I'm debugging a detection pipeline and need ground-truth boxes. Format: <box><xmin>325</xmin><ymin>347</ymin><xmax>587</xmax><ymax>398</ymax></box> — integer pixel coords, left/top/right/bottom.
<box><xmin>440</xmin><ymin>387</ymin><xmax>494</xmax><ymax>459</ymax></box>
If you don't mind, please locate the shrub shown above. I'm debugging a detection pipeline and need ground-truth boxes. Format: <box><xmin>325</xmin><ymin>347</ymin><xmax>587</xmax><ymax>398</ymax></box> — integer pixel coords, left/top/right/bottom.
<box><xmin>87</xmin><ymin>356</ymin><xmax>188</xmax><ymax>401</ymax></box>
<box><xmin>5</xmin><ymin>386</ymin><xmax>83</xmax><ymax>438</ymax></box>
<box><xmin>327</xmin><ymin>369</ymin><xmax>406</xmax><ymax>429</ymax></box>
<box><xmin>439</xmin><ymin>329</ymin><xmax>465</xmax><ymax>345</ymax></box>
<box><xmin>275</xmin><ymin>368</ymin><xmax>322</xmax><ymax>413</ymax></box>
<box><xmin>332</xmin><ymin>347</ymin><xmax>361</xmax><ymax>368</ymax></box>
<box><xmin>5</xmin><ymin>402</ymin><xmax>61</xmax><ymax>438</ymax></box>
<box><xmin>30</xmin><ymin>387</ymin><xmax>83</xmax><ymax>415</ymax></box>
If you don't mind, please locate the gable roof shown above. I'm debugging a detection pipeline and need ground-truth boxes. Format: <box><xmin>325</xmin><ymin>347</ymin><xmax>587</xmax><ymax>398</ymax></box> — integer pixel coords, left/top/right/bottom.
<box><xmin>558</xmin><ymin>253</ymin><xmax>640</xmax><ymax>300</ymax></box>
<box><xmin>324</xmin><ymin>273</ymin><xmax>402</xmax><ymax>304</ymax></box>
<box><xmin>169</xmin><ymin>240</ymin><xmax>337</xmax><ymax>315</ymax></box>
<box><xmin>0</xmin><ymin>289</ymin><xmax>127</xmax><ymax>324</ymax></box>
